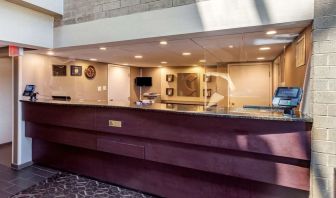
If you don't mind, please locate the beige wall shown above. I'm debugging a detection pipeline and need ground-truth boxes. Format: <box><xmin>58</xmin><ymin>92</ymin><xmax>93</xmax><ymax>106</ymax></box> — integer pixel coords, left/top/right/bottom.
<box><xmin>132</xmin><ymin>66</ymin><xmax>218</xmax><ymax>104</ymax></box>
<box><xmin>22</xmin><ymin>53</ymin><xmax>108</xmax><ymax>101</ymax></box>
<box><xmin>0</xmin><ymin>57</ymin><xmax>13</xmax><ymax>144</ymax></box>
<box><xmin>130</xmin><ymin>67</ymin><xmax>140</xmax><ymax>103</ymax></box>
<box><xmin>141</xmin><ymin>67</ymin><xmax>161</xmax><ymax>97</ymax></box>
<box><xmin>276</xmin><ymin>25</ymin><xmax>312</xmax><ymax>88</ymax></box>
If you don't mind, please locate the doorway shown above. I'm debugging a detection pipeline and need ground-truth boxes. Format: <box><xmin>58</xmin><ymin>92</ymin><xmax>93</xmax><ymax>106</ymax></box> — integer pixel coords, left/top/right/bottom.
<box><xmin>0</xmin><ymin>57</ymin><xmax>13</xmax><ymax>167</ymax></box>
<box><xmin>228</xmin><ymin>63</ymin><xmax>272</xmax><ymax>107</ymax></box>
<box><xmin>108</xmin><ymin>65</ymin><xmax>130</xmax><ymax>102</ymax></box>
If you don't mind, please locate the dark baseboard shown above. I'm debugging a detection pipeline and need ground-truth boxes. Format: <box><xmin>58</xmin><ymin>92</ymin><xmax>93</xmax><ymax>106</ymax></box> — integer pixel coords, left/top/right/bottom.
<box><xmin>11</xmin><ymin>161</ymin><xmax>33</xmax><ymax>170</ymax></box>
<box><xmin>0</xmin><ymin>142</ymin><xmax>12</xmax><ymax>147</ymax></box>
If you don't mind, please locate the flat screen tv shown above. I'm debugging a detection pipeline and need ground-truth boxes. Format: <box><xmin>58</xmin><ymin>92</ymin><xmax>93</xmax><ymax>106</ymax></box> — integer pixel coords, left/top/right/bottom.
<box><xmin>135</xmin><ymin>77</ymin><xmax>152</xmax><ymax>86</ymax></box>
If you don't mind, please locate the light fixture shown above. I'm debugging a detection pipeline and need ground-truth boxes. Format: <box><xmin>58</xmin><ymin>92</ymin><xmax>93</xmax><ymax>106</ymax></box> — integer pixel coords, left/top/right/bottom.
<box><xmin>90</xmin><ymin>58</ymin><xmax>97</xmax><ymax>61</ymax></box>
<box><xmin>199</xmin><ymin>59</ymin><xmax>206</xmax><ymax>63</ymax></box>
<box><xmin>259</xmin><ymin>47</ymin><xmax>271</xmax><ymax>51</ymax></box>
<box><xmin>161</xmin><ymin>61</ymin><xmax>167</xmax><ymax>64</ymax></box>
<box><xmin>160</xmin><ymin>41</ymin><xmax>168</xmax><ymax>45</ymax></box>
<box><xmin>182</xmin><ymin>52</ymin><xmax>191</xmax><ymax>56</ymax></box>
<box><xmin>266</xmin><ymin>30</ymin><xmax>277</xmax><ymax>35</ymax></box>
<box><xmin>257</xmin><ymin>57</ymin><xmax>265</xmax><ymax>60</ymax></box>
<box><xmin>99</xmin><ymin>47</ymin><xmax>107</xmax><ymax>51</ymax></box>
<box><xmin>123</xmin><ymin>63</ymin><xmax>129</xmax><ymax>66</ymax></box>
<box><xmin>193</xmin><ymin>64</ymin><xmax>199</xmax><ymax>67</ymax></box>
<box><xmin>228</xmin><ymin>45</ymin><xmax>234</xmax><ymax>48</ymax></box>
<box><xmin>46</xmin><ymin>51</ymin><xmax>54</xmax><ymax>56</ymax></box>
<box><xmin>134</xmin><ymin>55</ymin><xmax>143</xmax><ymax>59</ymax></box>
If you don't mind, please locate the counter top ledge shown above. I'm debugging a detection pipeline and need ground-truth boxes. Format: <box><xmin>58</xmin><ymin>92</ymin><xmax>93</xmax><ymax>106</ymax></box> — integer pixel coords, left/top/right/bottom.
<box><xmin>20</xmin><ymin>99</ymin><xmax>312</xmax><ymax>123</ymax></box>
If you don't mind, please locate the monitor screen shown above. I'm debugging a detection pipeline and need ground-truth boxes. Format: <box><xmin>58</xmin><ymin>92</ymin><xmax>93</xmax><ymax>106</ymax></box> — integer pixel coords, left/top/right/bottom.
<box><xmin>135</xmin><ymin>77</ymin><xmax>152</xmax><ymax>86</ymax></box>
<box><xmin>23</xmin><ymin>85</ymin><xmax>35</xmax><ymax>96</ymax></box>
<box><xmin>275</xmin><ymin>87</ymin><xmax>300</xmax><ymax>98</ymax></box>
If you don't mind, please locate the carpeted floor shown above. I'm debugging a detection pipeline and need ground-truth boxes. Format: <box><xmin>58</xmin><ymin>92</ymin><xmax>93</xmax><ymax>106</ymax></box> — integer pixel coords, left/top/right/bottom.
<box><xmin>11</xmin><ymin>172</ymin><xmax>158</xmax><ymax>198</ymax></box>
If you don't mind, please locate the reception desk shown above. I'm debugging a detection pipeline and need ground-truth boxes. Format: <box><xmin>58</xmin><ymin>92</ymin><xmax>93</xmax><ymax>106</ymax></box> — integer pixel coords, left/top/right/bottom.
<box><xmin>21</xmin><ymin>99</ymin><xmax>312</xmax><ymax>198</ymax></box>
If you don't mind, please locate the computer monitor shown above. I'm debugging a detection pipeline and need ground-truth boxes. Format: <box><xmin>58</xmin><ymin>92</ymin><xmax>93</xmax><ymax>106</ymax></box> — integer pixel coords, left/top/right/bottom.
<box><xmin>22</xmin><ymin>85</ymin><xmax>36</xmax><ymax>96</ymax></box>
<box><xmin>272</xmin><ymin>87</ymin><xmax>303</xmax><ymax>108</ymax></box>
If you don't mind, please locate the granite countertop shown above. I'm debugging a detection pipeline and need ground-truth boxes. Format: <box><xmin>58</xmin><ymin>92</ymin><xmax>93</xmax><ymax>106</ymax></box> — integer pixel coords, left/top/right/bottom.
<box><xmin>20</xmin><ymin>99</ymin><xmax>313</xmax><ymax>122</ymax></box>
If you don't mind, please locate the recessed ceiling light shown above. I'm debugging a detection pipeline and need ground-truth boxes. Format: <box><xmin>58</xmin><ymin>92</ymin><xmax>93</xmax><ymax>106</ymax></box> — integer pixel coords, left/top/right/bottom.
<box><xmin>160</xmin><ymin>41</ymin><xmax>168</xmax><ymax>45</ymax></box>
<box><xmin>161</xmin><ymin>61</ymin><xmax>167</xmax><ymax>64</ymax></box>
<box><xmin>46</xmin><ymin>51</ymin><xmax>54</xmax><ymax>56</ymax></box>
<box><xmin>123</xmin><ymin>63</ymin><xmax>129</xmax><ymax>66</ymax></box>
<box><xmin>257</xmin><ymin>57</ymin><xmax>265</xmax><ymax>60</ymax></box>
<box><xmin>134</xmin><ymin>55</ymin><xmax>143</xmax><ymax>59</ymax></box>
<box><xmin>259</xmin><ymin>47</ymin><xmax>271</xmax><ymax>51</ymax></box>
<box><xmin>90</xmin><ymin>58</ymin><xmax>97</xmax><ymax>61</ymax></box>
<box><xmin>182</xmin><ymin>52</ymin><xmax>191</xmax><ymax>56</ymax></box>
<box><xmin>199</xmin><ymin>59</ymin><xmax>206</xmax><ymax>63</ymax></box>
<box><xmin>99</xmin><ymin>47</ymin><xmax>107</xmax><ymax>50</ymax></box>
<box><xmin>228</xmin><ymin>45</ymin><xmax>234</xmax><ymax>48</ymax></box>
<box><xmin>266</xmin><ymin>30</ymin><xmax>277</xmax><ymax>35</ymax></box>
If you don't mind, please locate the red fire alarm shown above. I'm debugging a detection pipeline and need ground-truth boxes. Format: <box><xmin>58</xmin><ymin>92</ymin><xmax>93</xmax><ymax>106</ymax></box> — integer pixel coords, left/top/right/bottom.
<box><xmin>8</xmin><ymin>45</ymin><xmax>24</xmax><ymax>57</ymax></box>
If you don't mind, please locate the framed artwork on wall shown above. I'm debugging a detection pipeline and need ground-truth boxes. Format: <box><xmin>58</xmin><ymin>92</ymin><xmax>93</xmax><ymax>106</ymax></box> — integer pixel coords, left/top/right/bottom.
<box><xmin>85</xmin><ymin>65</ymin><xmax>96</xmax><ymax>79</ymax></box>
<box><xmin>203</xmin><ymin>74</ymin><xmax>212</xmax><ymax>82</ymax></box>
<box><xmin>203</xmin><ymin>89</ymin><xmax>212</xmax><ymax>97</ymax></box>
<box><xmin>166</xmin><ymin>88</ymin><xmax>174</xmax><ymax>96</ymax></box>
<box><xmin>166</xmin><ymin>74</ymin><xmax>174</xmax><ymax>82</ymax></box>
<box><xmin>296</xmin><ymin>35</ymin><xmax>306</xmax><ymax>67</ymax></box>
<box><xmin>71</xmin><ymin>65</ymin><xmax>82</xmax><ymax>76</ymax></box>
<box><xmin>177</xmin><ymin>73</ymin><xmax>200</xmax><ymax>97</ymax></box>
<box><xmin>52</xmin><ymin>65</ymin><xmax>67</xmax><ymax>76</ymax></box>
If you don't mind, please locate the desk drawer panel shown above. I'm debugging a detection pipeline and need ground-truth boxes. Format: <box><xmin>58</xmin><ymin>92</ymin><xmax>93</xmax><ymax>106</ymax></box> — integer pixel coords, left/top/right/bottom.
<box><xmin>97</xmin><ymin>138</ymin><xmax>145</xmax><ymax>159</ymax></box>
<box><xmin>25</xmin><ymin>122</ymin><xmax>97</xmax><ymax>150</ymax></box>
<box><xmin>145</xmin><ymin>143</ymin><xmax>309</xmax><ymax>191</ymax></box>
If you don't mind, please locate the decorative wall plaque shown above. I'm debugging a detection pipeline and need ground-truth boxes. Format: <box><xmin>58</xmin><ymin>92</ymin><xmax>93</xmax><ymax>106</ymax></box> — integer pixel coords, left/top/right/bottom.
<box><xmin>85</xmin><ymin>65</ymin><xmax>96</xmax><ymax>79</ymax></box>
<box><xmin>71</xmin><ymin>65</ymin><xmax>82</xmax><ymax>76</ymax></box>
<box><xmin>52</xmin><ymin>65</ymin><xmax>67</xmax><ymax>76</ymax></box>
<box><xmin>177</xmin><ymin>73</ymin><xmax>200</xmax><ymax>97</ymax></box>
<box><xmin>203</xmin><ymin>89</ymin><xmax>212</xmax><ymax>97</ymax></box>
<box><xmin>203</xmin><ymin>74</ymin><xmax>211</xmax><ymax>82</ymax></box>
<box><xmin>166</xmin><ymin>88</ymin><xmax>174</xmax><ymax>96</ymax></box>
<box><xmin>166</xmin><ymin>74</ymin><xmax>174</xmax><ymax>82</ymax></box>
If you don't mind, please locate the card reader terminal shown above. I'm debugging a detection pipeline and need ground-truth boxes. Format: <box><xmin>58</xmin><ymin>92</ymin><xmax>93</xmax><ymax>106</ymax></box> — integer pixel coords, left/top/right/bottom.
<box><xmin>244</xmin><ymin>87</ymin><xmax>303</xmax><ymax>116</ymax></box>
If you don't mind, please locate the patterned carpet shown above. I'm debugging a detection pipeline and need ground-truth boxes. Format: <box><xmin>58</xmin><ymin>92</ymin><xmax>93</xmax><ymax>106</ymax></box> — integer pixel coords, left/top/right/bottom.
<box><xmin>11</xmin><ymin>172</ymin><xmax>158</xmax><ymax>198</ymax></box>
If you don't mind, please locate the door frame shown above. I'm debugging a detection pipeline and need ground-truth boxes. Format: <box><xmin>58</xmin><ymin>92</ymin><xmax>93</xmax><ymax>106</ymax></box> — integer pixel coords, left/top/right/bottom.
<box><xmin>227</xmin><ymin>62</ymin><xmax>273</xmax><ymax>107</ymax></box>
<box><xmin>107</xmin><ymin>64</ymin><xmax>130</xmax><ymax>102</ymax></box>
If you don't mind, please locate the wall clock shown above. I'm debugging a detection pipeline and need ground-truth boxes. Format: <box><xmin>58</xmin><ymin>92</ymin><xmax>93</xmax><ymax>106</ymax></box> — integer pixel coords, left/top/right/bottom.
<box><xmin>85</xmin><ymin>65</ymin><xmax>96</xmax><ymax>79</ymax></box>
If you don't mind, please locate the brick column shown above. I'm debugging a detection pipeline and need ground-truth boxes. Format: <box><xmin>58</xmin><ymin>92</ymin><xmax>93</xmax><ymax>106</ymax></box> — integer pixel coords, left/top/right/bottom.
<box><xmin>311</xmin><ymin>0</ymin><xmax>336</xmax><ymax>197</ymax></box>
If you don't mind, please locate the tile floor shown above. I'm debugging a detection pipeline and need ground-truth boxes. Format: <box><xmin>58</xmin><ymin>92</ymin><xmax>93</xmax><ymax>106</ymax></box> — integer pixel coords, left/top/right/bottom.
<box><xmin>0</xmin><ymin>144</ymin><xmax>158</xmax><ymax>197</ymax></box>
<box><xmin>0</xmin><ymin>164</ymin><xmax>58</xmax><ymax>198</ymax></box>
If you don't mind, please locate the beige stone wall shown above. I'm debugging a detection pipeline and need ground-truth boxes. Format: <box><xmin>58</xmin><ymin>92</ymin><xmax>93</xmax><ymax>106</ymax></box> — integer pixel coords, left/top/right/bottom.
<box><xmin>311</xmin><ymin>0</ymin><xmax>336</xmax><ymax>197</ymax></box>
<box><xmin>56</xmin><ymin>0</ymin><xmax>209</xmax><ymax>26</ymax></box>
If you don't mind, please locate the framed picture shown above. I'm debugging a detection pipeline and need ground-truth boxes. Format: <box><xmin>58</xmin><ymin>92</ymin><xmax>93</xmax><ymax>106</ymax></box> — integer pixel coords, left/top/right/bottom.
<box><xmin>296</xmin><ymin>35</ymin><xmax>305</xmax><ymax>67</ymax></box>
<box><xmin>71</xmin><ymin>65</ymin><xmax>82</xmax><ymax>76</ymax></box>
<box><xmin>85</xmin><ymin>65</ymin><xmax>96</xmax><ymax>79</ymax></box>
<box><xmin>203</xmin><ymin>89</ymin><xmax>212</xmax><ymax>97</ymax></box>
<box><xmin>203</xmin><ymin>74</ymin><xmax>211</xmax><ymax>82</ymax></box>
<box><xmin>166</xmin><ymin>88</ymin><xmax>174</xmax><ymax>96</ymax></box>
<box><xmin>166</xmin><ymin>74</ymin><xmax>174</xmax><ymax>82</ymax></box>
<box><xmin>52</xmin><ymin>65</ymin><xmax>67</xmax><ymax>76</ymax></box>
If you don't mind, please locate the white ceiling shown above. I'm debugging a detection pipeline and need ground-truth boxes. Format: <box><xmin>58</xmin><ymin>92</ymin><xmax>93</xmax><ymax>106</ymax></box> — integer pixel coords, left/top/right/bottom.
<box><xmin>31</xmin><ymin>25</ymin><xmax>308</xmax><ymax>67</ymax></box>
